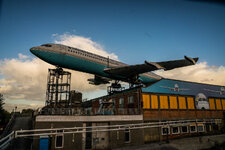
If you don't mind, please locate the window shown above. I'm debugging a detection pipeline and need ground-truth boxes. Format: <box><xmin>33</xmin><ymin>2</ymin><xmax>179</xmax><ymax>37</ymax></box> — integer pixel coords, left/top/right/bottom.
<box><xmin>55</xmin><ymin>134</ymin><xmax>64</xmax><ymax>148</ymax></box>
<box><xmin>160</xmin><ymin>95</ymin><xmax>168</xmax><ymax>109</ymax></box>
<box><xmin>187</xmin><ymin>97</ymin><xmax>195</xmax><ymax>109</ymax></box>
<box><xmin>181</xmin><ymin>126</ymin><xmax>188</xmax><ymax>133</ymax></box>
<box><xmin>142</xmin><ymin>94</ymin><xmax>150</xmax><ymax>109</ymax></box>
<box><xmin>117</xmin><ymin>131</ymin><xmax>120</xmax><ymax>140</ymax></box>
<box><xmin>41</xmin><ymin>44</ymin><xmax>52</xmax><ymax>47</ymax></box>
<box><xmin>222</xmin><ymin>99</ymin><xmax>225</xmax><ymax>110</ymax></box>
<box><xmin>216</xmin><ymin>99</ymin><xmax>222</xmax><ymax>110</ymax></box>
<box><xmin>161</xmin><ymin>127</ymin><xmax>170</xmax><ymax>135</ymax></box>
<box><xmin>128</xmin><ymin>96</ymin><xmax>134</xmax><ymax>104</ymax></box>
<box><xmin>178</xmin><ymin>96</ymin><xmax>186</xmax><ymax>109</ymax></box>
<box><xmin>169</xmin><ymin>96</ymin><xmax>177</xmax><ymax>109</ymax></box>
<box><xmin>198</xmin><ymin>125</ymin><xmax>204</xmax><ymax>132</ymax></box>
<box><xmin>209</xmin><ymin>98</ymin><xmax>216</xmax><ymax>110</ymax></box>
<box><xmin>119</xmin><ymin>98</ymin><xmax>124</xmax><ymax>108</ymax></box>
<box><xmin>171</xmin><ymin>126</ymin><xmax>180</xmax><ymax>134</ymax></box>
<box><xmin>190</xmin><ymin>125</ymin><xmax>197</xmax><ymax>133</ymax></box>
<box><xmin>151</xmin><ymin>95</ymin><xmax>158</xmax><ymax>109</ymax></box>
<box><xmin>124</xmin><ymin>129</ymin><xmax>130</xmax><ymax>143</ymax></box>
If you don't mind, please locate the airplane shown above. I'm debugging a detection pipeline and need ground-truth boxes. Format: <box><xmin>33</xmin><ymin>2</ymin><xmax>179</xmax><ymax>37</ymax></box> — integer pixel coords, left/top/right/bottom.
<box><xmin>160</xmin><ymin>84</ymin><xmax>190</xmax><ymax>92</ymax></box>
<box><xmin>204</xmin><ymin>87</ymin><xmax>225</xmax><ymax>95</ymax></box>
<box><xmin>30</xmin><ymin>43</ymin><xmax>199</xmax><ymax>86</ymax></box>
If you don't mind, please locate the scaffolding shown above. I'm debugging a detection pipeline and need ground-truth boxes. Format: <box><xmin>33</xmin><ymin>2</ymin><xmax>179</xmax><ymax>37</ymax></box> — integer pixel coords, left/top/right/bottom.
<box><xmin>46</xmin><ymin>68</ymin><xmax>71</xmax><ymax>107</ymax></box>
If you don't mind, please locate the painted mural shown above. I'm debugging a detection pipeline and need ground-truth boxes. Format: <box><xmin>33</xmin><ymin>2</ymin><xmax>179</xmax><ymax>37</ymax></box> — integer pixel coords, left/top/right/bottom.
<box><xmin>142</xmin><ymin>79</ymin><xmax>225</xmax><ymax>110</ymax></box>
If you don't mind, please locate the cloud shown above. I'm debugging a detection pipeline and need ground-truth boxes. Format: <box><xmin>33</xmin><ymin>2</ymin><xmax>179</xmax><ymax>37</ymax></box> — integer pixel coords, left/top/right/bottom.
<box><xmin>0</xmin><ymin>33</ymin><xmax>119</xmax><ymax>104</ymax></box>
<box><xmin>54</xmin><ymin>33</ymin><xmax>118</xmax><ymax>60</ymax></box>
<box><xmin>156</xmin><ymin>62</ymin><xmax>225</xmax><ymax>86</ymax></box>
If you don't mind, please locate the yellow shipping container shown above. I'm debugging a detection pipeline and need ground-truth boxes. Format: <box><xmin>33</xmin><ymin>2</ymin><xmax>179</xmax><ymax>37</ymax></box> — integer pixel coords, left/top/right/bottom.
<box><xmin>151</xmin><ymin>95</ymin><xmax>158</xmax><ymax>109</ymax></box>
<box><xmin>178</xmin><ymin>96</ymin><xmax>186</xmax><ymax>109</ymax></box>
<box><xmin>169</xmin><ymin>96</ymin><xmax>177</xmax><ymax>109</ymax></box>
<box><xmin>160</xmin><ymin>95</ymin><xmax>168</xmax><ymax>109</ymax></box>
<box><xmin>142</xmin><ymin>94</ymin><xmax>150</xmax><ymax>109</ymax></box>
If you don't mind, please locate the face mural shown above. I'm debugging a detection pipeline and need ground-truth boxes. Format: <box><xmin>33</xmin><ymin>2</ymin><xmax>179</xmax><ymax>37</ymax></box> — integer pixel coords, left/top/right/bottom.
<box><xmin>195</xmin><ymin>93</ymin><xmax>209</xmax><ymax>109</ymax></box>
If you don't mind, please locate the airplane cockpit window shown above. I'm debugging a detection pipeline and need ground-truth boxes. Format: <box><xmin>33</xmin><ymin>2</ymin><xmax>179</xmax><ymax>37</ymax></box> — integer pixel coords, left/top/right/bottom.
<box><xmin>41</xmin><ymin>44</ymin><xmax>52</xmax><ymax>47</ymax></box>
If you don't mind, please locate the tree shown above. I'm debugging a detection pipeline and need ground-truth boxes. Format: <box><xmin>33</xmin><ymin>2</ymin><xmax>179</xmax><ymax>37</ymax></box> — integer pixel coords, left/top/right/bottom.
<box><xmin>0</xmin><ymin>94</ymin><xmax>10</xmax><ymax>131</ymax></box>
<box><xmin>0</xmin><ymin>93</ymin><xmax>4</xmax><ymax>111</ymax></box>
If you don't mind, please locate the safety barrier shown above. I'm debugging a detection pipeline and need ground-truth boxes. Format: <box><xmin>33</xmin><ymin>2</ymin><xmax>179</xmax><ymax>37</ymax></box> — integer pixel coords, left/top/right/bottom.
<box><xmin>0</xmin><ymin>131</ymin><xmax>14</xmax><ymax>150</ymax></box>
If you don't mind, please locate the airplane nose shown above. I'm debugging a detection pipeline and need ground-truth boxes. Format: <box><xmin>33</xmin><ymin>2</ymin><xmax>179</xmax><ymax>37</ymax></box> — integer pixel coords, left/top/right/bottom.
<box><xmin>30</xmin><ymin>47</ymin><xmax>40</xmax><ymax>56</ymax></box>
<box><xmin>30</xmin><ymin>47</ymin><xmax>38</xmax><ymax>53</ymax></box>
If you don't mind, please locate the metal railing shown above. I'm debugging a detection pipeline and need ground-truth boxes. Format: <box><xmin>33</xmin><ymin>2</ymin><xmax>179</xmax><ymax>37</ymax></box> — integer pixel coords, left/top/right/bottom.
<box><xmin>14</xmin><ymin>119</ymin><xmax>217</xmax><ymax>138</ymax></box>
<box><xmin>40</xmin><ymin>107</ymin><xmax>140</xmax><ymax>116</ymax></box>
<box><xmin>0</xmin><ymin>131</ymin><xmax>14</xmax><ymax>150</ymax></box>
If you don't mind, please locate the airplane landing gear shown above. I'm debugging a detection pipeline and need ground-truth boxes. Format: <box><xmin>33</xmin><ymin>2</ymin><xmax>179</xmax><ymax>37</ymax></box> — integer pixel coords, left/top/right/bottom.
<box><xmin>107</xmin><ymin>80</ymin><xmax>125</xmax><ymax>95</ymax></box>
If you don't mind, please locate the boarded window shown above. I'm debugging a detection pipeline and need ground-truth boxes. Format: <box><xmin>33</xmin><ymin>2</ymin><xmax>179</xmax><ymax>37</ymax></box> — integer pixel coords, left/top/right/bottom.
<box><xmin>209</xmin><ymin>98</ymin><xmax>215</xmax><ymax>110</ymax></box>
<box><xmin>169</xmin><ymin>96</ymin><xmax>177</xmax><ymax>109</ymax></box>
<box><xmin>142</xmin><ymin>94</ymin><xmax>150</xmax><ymax>109</ymax></box>
<box><xmin>151</xmin><ymin>95</ymin><xmax>158</xmax><ymax>109</ymax></box>
<box><xmin>160</xmin><ymin>95</ymin><xmax>168</xmax><ymax>109</ymax></box>
<box><xmin>222</xmin><ymin>99</ymin><xmax>225</xmax><ymax>110</ymax></box>
<box><xmin>187</xmin><ymin>97</ymin><xmax>195</xmax><ymax>109</ymax></box>
<box><xmin>178</xmin><ymin>96</ymin><xmax>186</xmax><ymax>109</ymax></box>
<box><xmin>216</xmin><ymin>99</ymin><xmax>222</xmax><ymax>110</ymax></box>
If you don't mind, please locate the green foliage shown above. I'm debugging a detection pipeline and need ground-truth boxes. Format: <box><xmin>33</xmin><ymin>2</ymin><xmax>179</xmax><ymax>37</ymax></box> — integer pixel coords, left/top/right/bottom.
<box><xmin>0</xmin><ymin>94</ymin><xmax>10</xmax><ymax>127</ymax></box>
<box><xmin>0</xmin><ymin>93</ymin><xmax>4</xmax><ymax>111</ymax></box>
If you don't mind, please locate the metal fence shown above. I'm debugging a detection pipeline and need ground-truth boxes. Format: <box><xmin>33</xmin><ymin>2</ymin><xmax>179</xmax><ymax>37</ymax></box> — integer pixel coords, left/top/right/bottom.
<box><xmin>40</xmin><ymin>107</ymin><xmax>140</xmax><ymax>115</ymax></box>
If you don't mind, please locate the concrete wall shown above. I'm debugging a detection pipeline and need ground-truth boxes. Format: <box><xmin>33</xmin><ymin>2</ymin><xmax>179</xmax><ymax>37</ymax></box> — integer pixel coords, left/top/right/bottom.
<box><xmin>33</xmin><ymin>121</ymin><xmax>83</xmax><ymax>150</ymax></box>
<box><xmin>109</xmin><ymin>121</ymin><xmax>144</xmax><ymax>149</ymax></box>
<box><xmin>33</xmin><ymin>115</ymin><xmax>144</xmax><ymax>150</ymax></box>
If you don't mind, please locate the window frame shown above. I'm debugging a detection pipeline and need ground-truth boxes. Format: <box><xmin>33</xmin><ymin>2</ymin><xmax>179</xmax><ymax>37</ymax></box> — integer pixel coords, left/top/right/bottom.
<box><xmin>190</xmin><ymin>125</ymin><xmax>197</xmax><ymax>133</ymax></box>
<box><xmin>181</xmin><ymin>126</ymin><xmax>189</xmax><ymax>134</ymax></box>
<box><xmin>161</xmin><ymin>127</ymin><xmax>170</xmax><ymax>135</ymax></box>
<box><xmin>197</xmin><ymin>124</ymin><xmax>205</xmax><ymax>132</ymax></box>
<box><xmin>55</xmin><ymin>134</ymin><xmax>64</xmax><ymax>149</ymax></box>
<box><xmin>124</xmin><ymin>128</ymin><xmax>130</xmax><ymax>143</ymax></box>
<box><xmin>171</xmin><ymin>126</ymin><xmax>180</xmax><ymax>134</ymax></box>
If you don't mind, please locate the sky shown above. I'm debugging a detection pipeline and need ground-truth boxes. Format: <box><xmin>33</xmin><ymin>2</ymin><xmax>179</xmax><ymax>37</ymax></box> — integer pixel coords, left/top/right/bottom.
<box><xmin>0</xmin><ymin>0</ymin><xmax>225</xmax><ymax>112</ymax></box>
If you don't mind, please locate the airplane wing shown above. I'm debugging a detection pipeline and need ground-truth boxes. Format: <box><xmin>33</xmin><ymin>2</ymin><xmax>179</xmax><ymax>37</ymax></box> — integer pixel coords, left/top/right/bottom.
<box><xmin>204</xmin><ymin>88</ymin><xmax>220</xmax><ymax>94</ymax></box>
<box><xmin>104</xmin><ymin>56</ymin><xmax>198</xmax><ymax>78</ymax></box>
<box><xmin>160</xmin><ymin>86</ymin><xmax>174</xmax><ymax>90</ymax></box>
<box><xmin>179</xmin><ymin>88</ymin><xmax>190</xmax><ymax>91</ymax></box>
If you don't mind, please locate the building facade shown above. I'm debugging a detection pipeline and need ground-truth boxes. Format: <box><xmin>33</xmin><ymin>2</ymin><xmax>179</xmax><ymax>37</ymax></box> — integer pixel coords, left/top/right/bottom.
<box><xmin>33</xmin><ymin>79</ymin><xmax>225</xmax><ymax>150</ymax></box>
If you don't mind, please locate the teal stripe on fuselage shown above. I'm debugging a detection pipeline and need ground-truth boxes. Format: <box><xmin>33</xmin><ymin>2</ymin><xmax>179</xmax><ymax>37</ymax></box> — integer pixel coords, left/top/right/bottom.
<box><xmin>32</xmin><ymin>50</ymin><xmax>157</xmax><ymax>83</ymax></box>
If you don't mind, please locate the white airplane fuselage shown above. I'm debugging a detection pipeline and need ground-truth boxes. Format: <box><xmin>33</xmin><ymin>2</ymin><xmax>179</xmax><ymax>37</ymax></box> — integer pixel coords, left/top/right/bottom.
<box><xmin>30</xmin><ymin>44</ymin><xmax>161</xmax><ymax>84</ymax></box>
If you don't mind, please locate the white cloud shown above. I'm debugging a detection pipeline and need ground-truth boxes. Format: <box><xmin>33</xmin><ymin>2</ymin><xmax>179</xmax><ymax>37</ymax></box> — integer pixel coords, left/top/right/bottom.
<box><xmin>156</xmin><ymin>62</ymin><xmax>225</xmax><ymax>86</ymax></box>
<box><xmin>0</xmin><ymin>33</ymin><xmax>119</xmax><ymax>104</ymax></box>
<box><xmin>54</xmin><ymin>33</ymin><xmax>118</xmax><ymax>60</ymax></box>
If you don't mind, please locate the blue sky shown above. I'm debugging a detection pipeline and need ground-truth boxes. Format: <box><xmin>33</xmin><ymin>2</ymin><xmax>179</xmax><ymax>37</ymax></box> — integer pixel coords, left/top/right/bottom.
<box><xmin>0</xmin><ymin>0</ymin><xmax>225</xmax><ymax>111</ymax></box>
<box><xmin>1</xmin><ymin>0</ymin><xmax>225</xmax><ymax>65</ymax></box>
